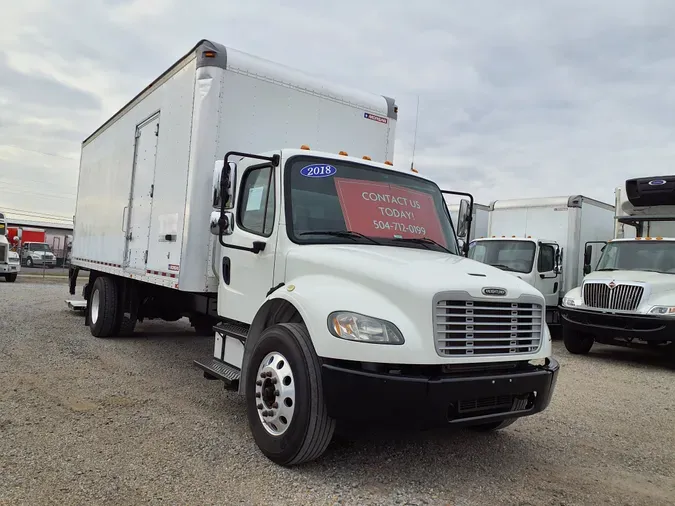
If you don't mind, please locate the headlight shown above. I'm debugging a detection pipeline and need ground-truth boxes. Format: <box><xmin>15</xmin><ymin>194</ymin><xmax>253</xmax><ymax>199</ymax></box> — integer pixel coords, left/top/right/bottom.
<box><xmin>328</xmin><ymin>311</ymin><xmax>404</xmax><ymax>345</ymax></box>
<box><xmin>649</xmin><ymin>306</ymin><xmax>675</xmax><ymax>316</ymax></box>
<box><xmin>562</xmin><ymin>297</ymin><xmax>581</xmax><ymax>307</ymax></box>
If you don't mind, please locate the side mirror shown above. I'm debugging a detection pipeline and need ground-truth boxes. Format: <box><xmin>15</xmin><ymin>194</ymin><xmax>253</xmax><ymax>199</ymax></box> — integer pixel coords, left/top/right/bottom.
<box><xmin>213</xmin><ymin>160</ymin><xmax>237</xmax><ymax>208</ymax></box>
<box><xmin>210</xmin><ymin>211</ymin><xmax>234</xmax><ymax>236</ymax></box>
<box><xmin>583</xmin><ymin>244</ymin><xmax>592</xmax><ymax>274</ymax></box>
<box><xmin>456</xmin><ymin>199</ymin><xmax>470</xmax><ymax>239</ymax></box>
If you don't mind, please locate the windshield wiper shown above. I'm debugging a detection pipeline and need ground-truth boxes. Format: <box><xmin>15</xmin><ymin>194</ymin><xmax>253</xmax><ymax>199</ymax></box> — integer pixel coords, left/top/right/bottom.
<box><xmin>596</xmin><ymin>268</ymin><xmax>616</xmax><ymax>271</ymax></box>
<box><xmin>489</xmin><ymin>263</ymin><xmax>517</xmax><ymax>272</ymax></box>
<box><xmin>392</xmin><ymin>236</ymin><xmax>453</xmax><ymax>254</ymax></box>
<box><xmin>298</xmin><ymin>230</ymin><xmax>382</xmax><ymax>245</ymax></box>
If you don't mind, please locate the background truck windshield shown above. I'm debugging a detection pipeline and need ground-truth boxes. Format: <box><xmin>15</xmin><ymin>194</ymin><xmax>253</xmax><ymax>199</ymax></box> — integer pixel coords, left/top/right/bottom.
<box><xmin>468</xmin><ymin>240</ymin><xmax>536</xmax><ymax>273</ymax></box>
<box><xmin>29</xmin><ymin>243</ymin><xmax>52</xmax><ymax>252</ymax></box>
<box><xmin>596</xmin><ymin>240</ymin><xmax>675</xmax><ymax>274</ymax></box>
<box><xmin>285</xmin><ymin>156</ymin><xmax>459</xmax><ymax>254</ymax></box>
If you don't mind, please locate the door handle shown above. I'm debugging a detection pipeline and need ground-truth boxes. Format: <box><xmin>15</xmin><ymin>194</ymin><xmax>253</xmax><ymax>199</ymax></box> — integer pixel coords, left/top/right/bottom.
<box><xmin>122</xmin><ymin>206</ymin><xmax>128</xmax><ymax>232</ymax></box>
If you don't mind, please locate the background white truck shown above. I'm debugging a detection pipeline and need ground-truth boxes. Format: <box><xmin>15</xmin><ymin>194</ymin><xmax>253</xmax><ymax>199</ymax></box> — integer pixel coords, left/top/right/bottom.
<box><xmin>0</xmin><ymin>213</ymin><xmax>20</xmax><ymax>282</ymax></box>
<box><xmin>465</xmin><ymin>196</ymin><xmax>615</xmax><ymax>328</ymax></box>
<box><xmin>560</xmin><ymin>175</ymin><xmax>675</xmax><ymax>358</ymax></box>
<box><xmin>68</xmin><ymin>39</ymin><xmax>559</xmax><ymax>466</ymax></box>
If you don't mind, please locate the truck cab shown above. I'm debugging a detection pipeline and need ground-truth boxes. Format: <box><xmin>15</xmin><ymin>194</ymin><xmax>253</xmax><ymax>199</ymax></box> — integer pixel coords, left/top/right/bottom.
<box><xmin>21</xmin><ymin>242</ymin><xmax>56</xmax><ymax>268</ymax></box>
<box><xmin>467</xmin><ymin>237</ymin><xmax>561</xmax><ymax>316</ymax></box>
<box><xmin>560</xmin><ymin>175</ymin><xmax>675</xmax><ymax>357</ymax></box>
<box><xmin>195</xmin><ymin>147</ymin><xmax>559</xmax><ymax>465</ymax></box>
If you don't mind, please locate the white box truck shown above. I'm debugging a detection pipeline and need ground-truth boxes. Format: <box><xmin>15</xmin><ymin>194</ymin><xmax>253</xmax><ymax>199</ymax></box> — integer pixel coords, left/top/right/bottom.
<box><xmin>0</xmin><ymin>213</ymin><xmax>20</xmax><ymax>282</ymax></box>
<box><xmin>68</xmin><ymin>39</ymin><xmax>559</xmax><ymax>466</ymax></box>
<box><xmin>560</xmin><ymin>176</ymin><xmax>675</xmax><ymax>358</ymax></box>
<box><xmin>465</xmin><ymin>196</ymin><xmax>615</xmax><ymax>327</ymax></box>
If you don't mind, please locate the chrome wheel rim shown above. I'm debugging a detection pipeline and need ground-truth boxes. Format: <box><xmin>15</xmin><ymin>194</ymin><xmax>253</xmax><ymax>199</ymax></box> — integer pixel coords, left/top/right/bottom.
<box><xmin>255</xmin><ymin>351</ymin><xmax>296</xmax><ymax>436</ymax></box>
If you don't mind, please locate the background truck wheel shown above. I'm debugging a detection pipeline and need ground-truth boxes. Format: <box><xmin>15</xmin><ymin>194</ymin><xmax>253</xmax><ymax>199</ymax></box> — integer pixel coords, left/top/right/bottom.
<box><xmin>88</xmin><ymin>276</ymin><xmax>120</xmax><ymax>338</ymax></box>
<box><xmin>5</xmin><ymin>273</ymin><xmax>17</xmax><ymax>282</ymax></box>
<box><xmin>246</xmin><ymin>322</ymin><xmax>335</xmax><ymax>466</ymax></box>
<box><xmin>26</xmin><ymin>257</ymin><xmax>33</xmax><ymax>268</ymax></box>
<box><xmin>469</xmin><ymin>418</ymin><xmax>516</xmax><ymax>432</ymax></box>
<box><xmin>563</xmin><ymin>326</ymin><xmax>594</xmax><ymax>354</ymax></box>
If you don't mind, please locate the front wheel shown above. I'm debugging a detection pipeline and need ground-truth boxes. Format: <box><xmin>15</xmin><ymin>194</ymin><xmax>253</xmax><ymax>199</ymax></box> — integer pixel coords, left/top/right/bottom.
<box><xmin>563</xmin><ymin>326</ymin><xmax>594</xmax><ymax>354</ymax></box>
<box><xmin>5</xmin><ymin>273</ymin><xmax>17</xmax><ymax>282</ymax></box>
<box><xmin>26</xmin><ymin>257</ymin><xmax>33</xmax><ymax>268</ymax></box>
<box><xmin>246</xmin><ymin>322</ymin><xmax>335</xmax><ymax>466</ymax></box>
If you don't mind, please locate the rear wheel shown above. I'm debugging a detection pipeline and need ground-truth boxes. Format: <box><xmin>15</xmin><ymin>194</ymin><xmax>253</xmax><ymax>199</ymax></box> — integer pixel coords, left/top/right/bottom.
<box><xmin>88</xmin><ymin>276</ymin><xmax>119</xmax><ymax>338</ymax></box>
<box><xmin>563</xmin><ymin>326</ymin><xmax>594</xmax><ymax>354</ymax></box>
<box><xmin>5</xmin><ymin>273</ymin><xmax>17</xmax><ymax>282</ymax></box>
<box><xmin>246</xmin><ymin>322</ymin><xmax>335</xmax><ymax>466</ymax></box>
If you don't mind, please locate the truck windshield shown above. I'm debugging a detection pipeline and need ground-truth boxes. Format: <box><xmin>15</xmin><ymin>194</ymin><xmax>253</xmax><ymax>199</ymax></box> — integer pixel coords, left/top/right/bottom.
<box><xmin>30</xmin><ymin>243</ymin><xmax>51</xmax><ymax>252</ymax></box>
<box><xmin>467</xmin><ymin>240</ymin><xmax>536</xmax><ymax>274</ymax></box>
<box><xmin>596</xmin><ymin>240</ymin><xmax>675</xmax><ymax>274</ymax></box>
<box><xmin>284</xmin><ymin>156</ymin><xmax>459</xmax><ymax>254</ymax></box>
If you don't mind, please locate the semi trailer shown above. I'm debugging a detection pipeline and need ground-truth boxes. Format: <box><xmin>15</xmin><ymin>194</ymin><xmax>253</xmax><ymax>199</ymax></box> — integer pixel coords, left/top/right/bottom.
<box><xmin>67</xmin><ymin>39</ymin><xmax>558</xmax><ymax>466</ymax></box>
<box><xmin>560</xmin><ymin>175</ymin><xmax>675</xmax><ymax>358</ymax></box>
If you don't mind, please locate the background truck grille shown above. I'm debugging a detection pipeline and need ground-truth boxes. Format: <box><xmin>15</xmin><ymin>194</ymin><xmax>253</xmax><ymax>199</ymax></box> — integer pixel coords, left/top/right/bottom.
<box><xmin>435</xmin><ymin>300</ymin><xmax>543</xmax><ymax>357</ymax></box>
<box><xmin>0</xmin><ymin>243</ymin><xmax>6</xmax><ymax>263</ymax></box>
<box><xmin>583</xmin><ymin>282</ymin><xmax>643</xmax><ymax>311</ymax></box>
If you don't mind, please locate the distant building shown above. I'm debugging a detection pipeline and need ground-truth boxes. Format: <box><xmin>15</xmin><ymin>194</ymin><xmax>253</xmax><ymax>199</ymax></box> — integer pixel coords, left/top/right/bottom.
<box><xmin>2</xmin><ymin>213</ymin><xmax>74</xmax><ymax>266</ymax></box>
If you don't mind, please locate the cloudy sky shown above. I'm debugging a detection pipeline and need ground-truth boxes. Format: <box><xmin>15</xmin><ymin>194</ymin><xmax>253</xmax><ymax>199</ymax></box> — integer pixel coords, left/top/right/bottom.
<box><xmin>2</xmin><ymin>0</ymin><xmax>674</xmax><ymax>224</ymax></box>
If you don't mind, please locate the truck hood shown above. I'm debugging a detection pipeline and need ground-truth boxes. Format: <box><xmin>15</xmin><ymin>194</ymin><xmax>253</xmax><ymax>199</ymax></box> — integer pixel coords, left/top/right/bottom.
<box><xmin>284</xmin><ymin>244</ymin><xmax>541</xmax><ymax>300</ymax></box>
<box><xmin>584</xmin><ymin>270</ymin><xmax>675</xmax><ymax>296</ymax></box>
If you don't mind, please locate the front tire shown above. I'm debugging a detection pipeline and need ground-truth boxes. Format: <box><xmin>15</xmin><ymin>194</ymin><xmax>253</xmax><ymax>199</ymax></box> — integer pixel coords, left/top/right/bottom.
<box><xmin>5</xmin><ymin>273</ymin><xmax>17</xmax><ymax>282</ymax></box>
<box><xmin>246</xmin><ymin>322</ymin><xmax>335</xmax><ymax>466</ymax></box>
<box><xmin>563</xmin><ymin>326</ymin><xmax>594</xmax><ymax>354</ymax></box>
<box><xmin>26</xmin><ymin>257</ymin><xmax>33</xmax><ymax>268</ymax></box>
<box><xmin>88</xmin><ymin>276</ymin><xmax>119</xmax><ymax>338</ymax></box>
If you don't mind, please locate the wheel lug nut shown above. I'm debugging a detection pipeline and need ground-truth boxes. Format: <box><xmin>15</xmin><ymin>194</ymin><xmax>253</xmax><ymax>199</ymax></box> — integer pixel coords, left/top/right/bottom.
<box><xmin>255</xmin><ymin>392</ymin><xmax>261</xmax><ymax>398</ymax></box>
<box><xmin>274</xmin><ymin>390</ymin><xmax>280</xmax><ymax>396</ymax></box>
<box><xmin>272</xmin><ymin>378</ymin><xmax>278</xmax><ymax>384</ymax></box>
<box><xmin>272</xmin><ymin>402</ymin><xmax>278</xmax><ymax>408</ymax></box>
<box><xmin>260</xmin><ymin>372</ymin><xmax>266</xmax><ymax>378</ymax></box>
<box><xmin>256</xmin><ymin>380</ymin><xmax>262</xmax><ymax>386</ymax></box>
<box><xmin>268</xmin><ymin>410</ymin><xmax>275</xmax><ymax>417</ymax></box>
<box><xmin>267</xmin><ymin>371</ymin><xmax>273</xmax><ymax>377</ymax></box>
<box><xmin>257</xmin><ymin>404</ymin><xmax>263</xmax><ymax>410</ymax></box>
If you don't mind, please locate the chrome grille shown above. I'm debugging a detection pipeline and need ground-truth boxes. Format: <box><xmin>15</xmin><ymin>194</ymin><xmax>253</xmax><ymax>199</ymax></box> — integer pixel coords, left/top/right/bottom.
<box><xmin>435</xmin><ymin>300</ymin><xmax>543</xmax><ymax>357</ymax></box>
<box><xmin>583</xmin><ymin>282</ymin><xmax>644</xmax><ymax>311</ymax></box>
<box><xmin>0</xmin><ymin>243</ymin><xmax>6</xmax><ymax>263</ymax></box>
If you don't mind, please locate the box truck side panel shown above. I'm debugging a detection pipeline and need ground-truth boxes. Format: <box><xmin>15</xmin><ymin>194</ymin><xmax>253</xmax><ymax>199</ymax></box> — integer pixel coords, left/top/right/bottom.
<box><xmin>177</xmin><ymin>47</ymin><xmax>397</xmax><ymax>292</ymax></box>
<box><xmin>73</xmin><ymin>59</ymin><xmax>197</xmax><ymax>285</ymax></box>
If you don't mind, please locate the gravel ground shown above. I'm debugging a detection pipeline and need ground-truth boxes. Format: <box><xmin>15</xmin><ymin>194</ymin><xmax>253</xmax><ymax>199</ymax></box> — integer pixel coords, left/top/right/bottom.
<box><xmin>1</xmin><ymin>282</ymin><xmax>674</xmax><ymax>506</ymax></box>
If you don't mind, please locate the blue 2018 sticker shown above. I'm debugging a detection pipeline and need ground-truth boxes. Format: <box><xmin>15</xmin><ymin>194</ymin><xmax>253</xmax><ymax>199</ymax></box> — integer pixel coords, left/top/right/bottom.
<box><xmin>300</xmin><ymin>164</ymin><xmax>337</xmax><ymax>178</ymax></box>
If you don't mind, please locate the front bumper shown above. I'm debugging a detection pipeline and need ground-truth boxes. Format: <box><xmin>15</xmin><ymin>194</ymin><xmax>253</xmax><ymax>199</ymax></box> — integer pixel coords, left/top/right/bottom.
<box><xmin>560</xmin><ymin>306</ymin><xmax>675</xmax><ymax>342</ymax></box>
<box><xmin>320</xmin><ymin>358</ymin><xmax>559</xmax><ymax>428</ymax></box>
<box><xmin>0</xmin><ymin>263</ymin><xmax>19</xmax><ymax>274</ymax></box>
<box><xmin>31</xmin><ymin>257</ymin><xmax>56</xmax><ymax>265</ymax></box>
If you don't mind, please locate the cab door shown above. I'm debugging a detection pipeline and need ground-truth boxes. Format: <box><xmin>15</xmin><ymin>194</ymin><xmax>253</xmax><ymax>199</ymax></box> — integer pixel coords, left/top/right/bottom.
<box><xmin>217</xmin><ymin>159</ymin><xmax>281</xmax><ymax>325</ymax></box>
<box><xmin>534</xmin><ymin>242</ymin><xmax>561</xmax><ymax>314</ymax></box>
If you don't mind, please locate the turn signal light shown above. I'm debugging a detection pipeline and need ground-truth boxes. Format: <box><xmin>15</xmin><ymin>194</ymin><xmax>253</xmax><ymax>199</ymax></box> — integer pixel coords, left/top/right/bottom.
<box><xmin>202</xmin><ymin>50</ymin><xmax>217</xmax><ymax>58</ymax></box>
<box><xmin>362</xmin><ymin>155</ymin><xmax>371</xmax><ymax>160</ymax></box>
<box><xmin>300</xmin><ymin>145</ymin><xmax>310</xmax><ymax>150</ymax></box>
<box><xmin>339</xmin><ymin>151</ymin><xmax>348</xmax><ymax>156</ymax></box>
<box><xmin>411</xmin><ymin>167</ymin><xmax>419</xmax><ymax>173</ymax></box>
<box><xmin>384</xmin><ymin>160</ymin><xmax>393</xmax><ymax>166</ymax></box>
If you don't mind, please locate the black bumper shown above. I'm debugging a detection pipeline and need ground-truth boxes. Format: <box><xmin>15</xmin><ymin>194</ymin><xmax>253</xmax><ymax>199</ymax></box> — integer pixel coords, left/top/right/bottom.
<box><xmin>560</xmin><ymin>306</ymin><xmax>675</xmax><ymax>342</ymax></box>
<box><xmin>320</xmin><ymin>358</ymin><xmax>559</xmax><ymax>428</ymax></box>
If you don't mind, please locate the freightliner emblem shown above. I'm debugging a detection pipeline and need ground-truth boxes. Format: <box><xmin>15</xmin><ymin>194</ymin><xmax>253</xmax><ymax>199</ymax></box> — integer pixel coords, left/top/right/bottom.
<box><xmin>608</xmin><ymin>281</ymin><xmax>617</xmax><ymax>289</ymax></box>
<box><xmin>482</xmin><ymin>287</ymin><xmax>507</xmax><ymax>296</ymax></box>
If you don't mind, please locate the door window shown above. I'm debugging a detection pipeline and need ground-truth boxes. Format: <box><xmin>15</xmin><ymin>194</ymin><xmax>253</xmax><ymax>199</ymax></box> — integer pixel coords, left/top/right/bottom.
<box><xmin>538</xmin><ymin>244</ymin><xmax>555</xmax><ymax>272</ymax></box>
<box><xmin>238</xmin><ymin>165</ymin><xmax>275</xmax><ymax>237</ymax></box>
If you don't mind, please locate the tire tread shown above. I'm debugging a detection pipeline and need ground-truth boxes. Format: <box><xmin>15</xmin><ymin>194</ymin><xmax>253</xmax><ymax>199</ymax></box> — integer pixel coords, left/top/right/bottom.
<box><xmin>278</xmin><ymin>322</ymin><xmax>336</xmax><ymax>466</ymax></box>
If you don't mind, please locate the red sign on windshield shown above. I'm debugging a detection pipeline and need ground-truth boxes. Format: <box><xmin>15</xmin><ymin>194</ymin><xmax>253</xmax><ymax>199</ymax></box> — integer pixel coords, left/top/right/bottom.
<box><xmin>334</xmin><ymin>178</ymin><xmax>447</xmax><ymax>246</ymax></box>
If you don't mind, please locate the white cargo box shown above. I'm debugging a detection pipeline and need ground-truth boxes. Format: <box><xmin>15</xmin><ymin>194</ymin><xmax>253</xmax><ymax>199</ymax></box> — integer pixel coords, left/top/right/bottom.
<box><xmin>72</xmin><ymin>39</ymin><xmax>397</xmax><ymax>293</ymax></box>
